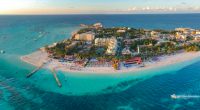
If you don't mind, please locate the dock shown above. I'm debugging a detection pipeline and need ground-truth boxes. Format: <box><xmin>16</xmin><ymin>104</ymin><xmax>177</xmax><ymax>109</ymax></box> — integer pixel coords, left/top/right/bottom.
<box><xmin>26</xmin><ymin>64</ymin><xmax>44</xmax><ymax>78</ymax></box>
<box><xmin>51</xmin><ymin>69</ymin><xmax>61</xmax><ymax>87</ymax></box>
<box><xmin>26</xmin><ymin>58</ymin><xmax>52</xmax><ymax>78</ymax></box>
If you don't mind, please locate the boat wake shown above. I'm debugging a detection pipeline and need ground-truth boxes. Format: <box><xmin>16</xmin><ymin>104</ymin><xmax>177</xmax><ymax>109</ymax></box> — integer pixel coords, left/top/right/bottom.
<box><xmin>177</xmin><ymin>95</ymin><xmax>200</xmax><ymax>98</ymax></box>
<box><xmin>172</xmin><ymin>94</ymin><xmax>200</xmax><ymax>99</ymax></box>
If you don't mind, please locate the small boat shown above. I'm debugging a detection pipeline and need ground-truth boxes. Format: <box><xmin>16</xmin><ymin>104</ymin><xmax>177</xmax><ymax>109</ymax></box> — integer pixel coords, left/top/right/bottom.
<box><xmin>3</xmin><ymin>36</ymin><xmax>6</xmax><ymax>38</ymax></box>
<box><xmin>171</xmin><ymin>94</ymin><xmax>178</xmax><ymax>99</ymax></box>
<box><xmin>34</xmin><ymin>39</ymin><xmax>37</xmax><ymax>41</ymax></box>
<box><xmin>26</xmin><ymin>36</ymin><xmax>27</xmax><ymax>38</ymax></box>
<box><xmin>1</xmin><ymin>50</ymin><xmax>4</xmax><ymax>53</ymax></box>
<box><xmin>4</xmin><ymin>33</ymin><xmax>6</xmax><ymax>35</ymax></box>
<box><xmin>39</xmin><ymin>34</ymin><xmax>44</xmax><ymax>37</ymax></box>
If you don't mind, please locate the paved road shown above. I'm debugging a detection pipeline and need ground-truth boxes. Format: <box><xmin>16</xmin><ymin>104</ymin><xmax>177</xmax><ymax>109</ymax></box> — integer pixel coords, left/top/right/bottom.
<box><xmin>117</xmin><ymin>33</ymin><xmax>127</xmax><ymax>58</ymax></box>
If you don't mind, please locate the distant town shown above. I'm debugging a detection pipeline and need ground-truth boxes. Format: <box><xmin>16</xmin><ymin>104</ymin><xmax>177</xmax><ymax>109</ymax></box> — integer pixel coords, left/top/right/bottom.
<box><xmin>42</xmin><ymin>23</ymin><xmax>200</xmax><ymax>72</ymax></box>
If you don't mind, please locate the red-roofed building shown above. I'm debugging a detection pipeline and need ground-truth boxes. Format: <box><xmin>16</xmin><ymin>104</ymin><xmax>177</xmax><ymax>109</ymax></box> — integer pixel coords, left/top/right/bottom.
<box><xmin>124</xmin><ymin>57</ymin><xmax>142</xmax><ymax>65</ymax></box>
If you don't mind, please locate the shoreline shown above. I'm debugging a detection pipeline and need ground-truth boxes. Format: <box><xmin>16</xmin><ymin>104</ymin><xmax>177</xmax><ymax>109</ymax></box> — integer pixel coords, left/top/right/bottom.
<box><xmin>21</xmin><ymin>48</ymin><xmax>51</xmax><ymax>67</ymax></box>
<box><xmin>71</xmin><ymin>30</ymin><xmax>79</xmax><ymax>36</ymax></box>
<box><xmin>21</xmin><ymin>29</ymin><xmax>80</xmax><ymax>68</ymax></box>
<box><xmin>56</xmin><ymin>51</ymin><xmax>200</xmax><ymax>74</ymax></box>
<box><xmin>21</xmin><ymin>49</ymin><xmax>200</xmax><ymax>74</ymax></box>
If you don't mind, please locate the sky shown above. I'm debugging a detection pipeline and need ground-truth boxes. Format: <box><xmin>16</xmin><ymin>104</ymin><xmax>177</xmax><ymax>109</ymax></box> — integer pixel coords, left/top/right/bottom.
<box><xmin>0</xmin><ymin>0</ymin><xmax>199</xmax><ymax>15</ymax></box>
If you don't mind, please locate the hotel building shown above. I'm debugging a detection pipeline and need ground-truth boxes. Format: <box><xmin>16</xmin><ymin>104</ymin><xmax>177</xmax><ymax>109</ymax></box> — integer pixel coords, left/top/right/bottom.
<box><xmin>75</xmin><ymin>31</ymin><xmax>95</xmax><ymax>41</ymax></box>
<box><xmin>106</xmin><ymin>37</ymin><xmax>118</xmax><ymax>55</ymax></box>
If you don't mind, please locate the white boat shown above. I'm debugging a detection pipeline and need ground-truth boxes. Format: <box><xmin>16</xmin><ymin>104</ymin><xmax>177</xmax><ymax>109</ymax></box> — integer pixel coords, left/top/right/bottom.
<box><xmin>39</xmin><ymin>34</ymin><xmax>44</xmax><ymax>37</ymax></box>
<box><xmin>171</xmin><ymin>94</ymin><xmax>178</xmax><ymax>99</ymax></box>
<box><xmin>34</xmin><ymin>39</ymin><xmax>37</xmax><ymax>41</ymax></box>
<box><xmin>1</xmin><ymin>50</ymin><xmax>4</xmax><ymax>53</ymax></box>
<box><xmin>4</xmin><ymin>33</ymin><xmax>6</xmax><ymax>35</ymax></box>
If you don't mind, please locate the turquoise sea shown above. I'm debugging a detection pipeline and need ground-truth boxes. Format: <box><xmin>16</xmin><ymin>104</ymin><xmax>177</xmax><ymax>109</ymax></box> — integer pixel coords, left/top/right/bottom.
<box><xmin>1</xmin><ymin>14</ymin><xmax>200</xmax><ymax>109</ymax></box>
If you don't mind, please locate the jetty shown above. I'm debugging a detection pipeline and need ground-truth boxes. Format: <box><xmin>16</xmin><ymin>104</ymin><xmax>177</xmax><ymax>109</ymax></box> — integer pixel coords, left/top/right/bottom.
<box><xmin>51</xmin><ymin>69</ymin><xmax>61</xmax><ymax>87</ymax></box>
<box><xmin>26</xmin><ymin>63</ymin><xmax>44</xmax><ymax>77</ymax></box>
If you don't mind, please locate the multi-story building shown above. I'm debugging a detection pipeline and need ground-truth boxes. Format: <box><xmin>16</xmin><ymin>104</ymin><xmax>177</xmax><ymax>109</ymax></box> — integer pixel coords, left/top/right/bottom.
<box><xmin>151</xmin><ymin>31</ymin><xmax>160</xmax><ymax>38</ymax></box>
<box><xmin>75</xmin><ymin>31</ymin><xmax>95</xmax><ymax>41</ymax></box>
<box><xmin>95</xmin><ymin>38</ymin><xmax>110</xmax><ymax>46</ymax></box>
<box><xmin>194</xmin><ymin>35</ymin><xmax>200</xmax><ymax>41</ymax></box>
<box><xmin>106</xmin><ymin>37</ymin><xmax>118</xmax><ymax>55</ymax></box>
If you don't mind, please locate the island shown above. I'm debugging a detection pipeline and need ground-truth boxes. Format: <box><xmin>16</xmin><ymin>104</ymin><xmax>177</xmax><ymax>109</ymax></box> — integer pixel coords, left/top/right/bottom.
<box><xmin>21</xmin><ymin>23</ymin><xmax>200</xmax><ymax>74</ymax></box>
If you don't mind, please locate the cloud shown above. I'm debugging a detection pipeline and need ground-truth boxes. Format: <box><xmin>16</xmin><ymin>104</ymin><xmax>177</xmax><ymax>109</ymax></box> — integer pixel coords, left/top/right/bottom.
<box><xmin>154</xmin><ymin>7</ymin><xmax>167</xmax><ymax>11</ymax></box>
<box><xmin>122</xmin><ymin>7</ymin><xmax>140</xmax><ymax>11</ymax></box>
<box><xmin>143</xmin><ymin>7</ymin><xmax>153</xmax><ymax>10</ymax></box>
<box><xmin>133</xmin><ymin>7</ymin><xmax>139</xmax><ymax>11</ymax></box>
<box><xmin>187</xmin><ymin>7</ymin><xmax>199</xmax><ymax>10</ymax></box>
<box><xmin>122</xmin><ymin>7</ymin><xmax>179</xmax><ymax>12</ymax></box>
<box><xmin>170</xmin><ymin>7</ymin><xmax>173</xmax><ymax>11</ymax></box>
<box><xmin>181</xmin><ymin>2</ymin><xmax>186</xmax><ymax>4</ymax></box>
<box><xmin>194</xmin><ymin>7</ymin><xmax>199</xmax><ymax>10</ymax></box>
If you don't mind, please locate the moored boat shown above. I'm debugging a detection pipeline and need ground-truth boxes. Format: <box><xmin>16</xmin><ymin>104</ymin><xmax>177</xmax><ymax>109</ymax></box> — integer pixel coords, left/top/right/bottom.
<box><xmin>39</xmin><ymin>34</ymin><xmax>44</xmax><ymax>37</ymax></box>
<box><xmin>34</xmin><ymin>39</ymin><xmax>37</xmax><ymax>41</ymax></box>
<box><xmin>1</xmin><ymin>50</ymin><xmax>4</xmax><ymax>53</ymax></box>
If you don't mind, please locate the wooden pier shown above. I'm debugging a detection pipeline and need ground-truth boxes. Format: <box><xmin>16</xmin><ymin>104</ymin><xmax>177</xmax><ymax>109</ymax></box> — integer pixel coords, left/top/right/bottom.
<box><xmin>26</xmin><ymin>64</ymin><xmax>44</xmax><ymax>78</ymax></box>
<box><xmin>51</xmin><ymin>70</ymin><xmax>61</xmax><ymax>87</ymax></box>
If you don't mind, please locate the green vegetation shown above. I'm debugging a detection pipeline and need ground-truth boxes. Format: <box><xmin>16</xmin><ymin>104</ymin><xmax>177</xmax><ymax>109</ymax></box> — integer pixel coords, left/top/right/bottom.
<box><xmin>185</xmin><ymin>43</ymin><xmax>199</xmax><ymax>52</ymax></box>
<box><xmin>95</xmin><ymin>27</ymin><xmax>126</xmax><ymax>38</ymax></box>
<box><xmin>45</xmin><ymin>41</ymin><xmax>87</xmax><ymax>58</ymax></box>
<box><xmin>121</xmin><ymin>42</ymin><xmax>200</xmax><ymax>61</ymax></box>
<box><xmin>129</xmin><ymin>38</ymin><xmax>157</xmax><ymax>51</ymax></box>
<box><xmin>152</xmin><ymin>29</ymin><xmax>177</xmax><ymax>35</ymax></box>
<box><xmin>77</xmin><ymin>28</ymin><xmax>93</xmax><ymax>34</ymax></box>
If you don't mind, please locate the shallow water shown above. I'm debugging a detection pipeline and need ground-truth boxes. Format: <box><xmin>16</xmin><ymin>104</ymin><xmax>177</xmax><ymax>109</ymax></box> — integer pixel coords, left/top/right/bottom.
<box><xmin>1</xmin><ymin>15</ymin><xmax>200</xmax><ymax>109</ymax></box>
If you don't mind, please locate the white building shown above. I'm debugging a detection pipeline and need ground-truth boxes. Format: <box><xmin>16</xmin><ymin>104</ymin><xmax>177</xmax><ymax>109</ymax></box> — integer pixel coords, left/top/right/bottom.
<box><xmin>194</xmin><ymin>35</ymin><xmax>200</xmax><ymax>40</ymax></box>
<box><xmin>196</xmin><ymin>31</ymin><xmax>200</xmax><ymax>35</ymax></box>
<box><xmin>151</xmin><ymin>31</ymin><xmax>160</xmax><ymax>38</ymax></box>
<box><xmin>106</xmin><ymin>37</ymin><xmax>118</xmax><ymax>55</ymax></box>
<box><xmin>117</xmin><ymin>30</ymin><xmax>126</xmax><ymax>33</ymax></box>
<box><xmin>53</xmin><ymin>42</ymin><xmax>58</xmax><ymax>46</ymax></box>
<box><xmin>145</xmin><ymin>32</ymin><xmax>150</xmax><ymax>37</ymax></box>
<box><xmin>95</xmin><ymin>38</ymin><xmax>110</xmax><ymax>46</ymax></box>
<box><xmin>122</xmin><ymin>48</ymin><xmax>132</xmax><ymax>55</ymax></box>
<box><xmin>75</xmin><ymin>31</ymin><xmax>95</xmax><ymax>41</ymax></box>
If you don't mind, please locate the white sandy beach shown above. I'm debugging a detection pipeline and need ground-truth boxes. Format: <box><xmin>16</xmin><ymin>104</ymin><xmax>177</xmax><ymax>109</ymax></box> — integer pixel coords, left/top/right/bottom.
<box><xmin>21</xmin><ymin>48</ymin><xmax>51</xmax><ymax>67</ymax></box>
<box><xmin>21</xmin><ymin>49</ymin><xmax>200</xmax><ymax>74</ymax></box>
<box><xmin>71</xmin><ymin>30</ymin><xmax>79</xmax><ymax>36</ymax></box>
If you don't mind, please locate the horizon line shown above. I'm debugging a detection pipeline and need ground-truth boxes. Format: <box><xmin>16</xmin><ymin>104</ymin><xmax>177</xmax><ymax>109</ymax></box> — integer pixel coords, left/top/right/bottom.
<box><xmin>0</xmin><ymin>13</ymin><xmax>200</xmax><ymax>16</ymax></box>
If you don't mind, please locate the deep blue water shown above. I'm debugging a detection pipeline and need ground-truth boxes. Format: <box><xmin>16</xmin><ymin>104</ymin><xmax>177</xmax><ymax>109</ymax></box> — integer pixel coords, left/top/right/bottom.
<box><xmin>1</xmin><ymin>14</ymin><xmax>200</xmax><ymax>110</ymax></box>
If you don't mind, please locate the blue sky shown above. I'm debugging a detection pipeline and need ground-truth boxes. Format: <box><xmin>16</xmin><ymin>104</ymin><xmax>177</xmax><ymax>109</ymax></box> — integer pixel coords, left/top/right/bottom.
<box><xmin>0</xmin><ymin>0</ymin><xmax>199</xmax><ymax>14</ymax></box>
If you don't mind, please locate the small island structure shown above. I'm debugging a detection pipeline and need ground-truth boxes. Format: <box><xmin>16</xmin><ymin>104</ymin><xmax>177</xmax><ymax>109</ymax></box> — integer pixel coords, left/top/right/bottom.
<box><xmin>21</xmin><ymin>23</ymin><xmax>200</xmax><ymax>74</ymax></box>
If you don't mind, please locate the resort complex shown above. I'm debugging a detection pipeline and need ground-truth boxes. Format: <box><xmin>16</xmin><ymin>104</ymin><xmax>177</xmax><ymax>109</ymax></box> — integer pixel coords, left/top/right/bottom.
<box><xmin>75</xmin><ymin>31</ymin><xmax>95</xmax><ymax>41</ymax></box>
<box><xmin>22</xmin><ymin>23</ymin><xmax>200</xmax><ymax>74</ymax></box>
